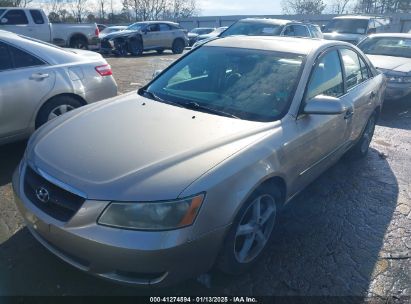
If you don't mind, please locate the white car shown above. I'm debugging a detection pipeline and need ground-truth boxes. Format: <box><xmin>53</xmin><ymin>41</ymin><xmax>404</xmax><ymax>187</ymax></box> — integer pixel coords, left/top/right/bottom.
<box><xmin>0</xmin><ymin>30</ymin><xmax>118</xmax><ymax>145</ymax></box>
<box><xmin>0</xmin><ymin>8</ymin><xmax>100</xmax><ymax>49</ymax></box>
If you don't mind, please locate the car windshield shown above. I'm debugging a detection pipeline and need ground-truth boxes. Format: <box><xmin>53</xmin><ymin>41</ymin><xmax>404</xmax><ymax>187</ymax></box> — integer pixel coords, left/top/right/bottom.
<box><xmin>323</xmin><ymin>19</ymin><xmax>368</xmax><ymax>34</ymax></box>
<box><xmin>126</xmin><ymin>23</ymin><xmax>146</xmax><ymax>31</ymax></box>
<box><xmin>358</xmin><ymin>37</ymin><xmax>411</xmax><ymax>58</ymax></box>
<box><xmin>221</xmin><ymin>21</ymin><xmax>282</xmax><ymax>37</ymax></box>
<box><xmin>145</xmin><ymin>46</ymin><xmax>305</xmax><ymax>122</ymax></box>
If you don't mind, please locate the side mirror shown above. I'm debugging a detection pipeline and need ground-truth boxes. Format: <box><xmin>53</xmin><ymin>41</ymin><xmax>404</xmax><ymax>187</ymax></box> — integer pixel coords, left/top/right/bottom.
<box><xmin>303</xmin><ymin>95</ymin><xmax>347</xmax><ymax>115</ymax></box>
<box><xmin>152</xmin><ymin>69</ymin><xmax>162</xmax><ymax>79</ymax></box>
<box><xmin>320</xmin><ymin>24</ymin><xmax>326</xmax><ymax>31</ymax></box>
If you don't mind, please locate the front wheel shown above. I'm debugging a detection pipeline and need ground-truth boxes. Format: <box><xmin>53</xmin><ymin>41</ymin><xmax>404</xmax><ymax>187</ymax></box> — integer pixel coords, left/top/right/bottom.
<box><xmin>129</xmin><ymin>39</ymin><xmax>143</xmax><ymax>56</ymax></box>
<box><xmin>217</xmin><ymin>185</ymin><xmax>280</xmax><ymax>274</ymax></box>
<box><xmin>346</xmin><ymin>113</ymin><xmax>376</xmax><ymax>159</ymax></box>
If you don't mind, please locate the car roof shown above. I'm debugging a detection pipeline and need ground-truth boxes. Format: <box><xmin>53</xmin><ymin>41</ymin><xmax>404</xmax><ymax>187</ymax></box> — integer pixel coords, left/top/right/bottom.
<box><xmin>239</xmin><ymin>18</ymin><xmax>317</xmax><ymax>26</ymax></box>
<box><xmin>205</xmin><ymin>36</ymin><xmax>348</xmax><ymax>55</ymax></box>
<box><xmin>137</xmin><ymin>20</ymin><xmax>179</xmax><ymax>26</ymax></box>
<box><xmin>0</xmin><ymin>29</ymin><xmax>18</xmax><ymax>38</ymax></box>
<box><xmin>367</xmin><ymin>33</ymin><xmax>411</xmax><ymax>39</ymax></box>
<box><xmin>334</xmin><ymin>15</ymin><xmax>379</xmax><ymax>20</ymax></box>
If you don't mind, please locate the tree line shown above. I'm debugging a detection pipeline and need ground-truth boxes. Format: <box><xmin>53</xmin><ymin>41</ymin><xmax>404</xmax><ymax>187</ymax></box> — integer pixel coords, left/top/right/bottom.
<box><xmin>0</xmin><ymin>0</ymin><xmax>198</xmax><ymax>23</ymax></box>
<box><xmin>281</xmin><ymin>0</ymin><xmax>411</xmax><ymax>14</ymax></box>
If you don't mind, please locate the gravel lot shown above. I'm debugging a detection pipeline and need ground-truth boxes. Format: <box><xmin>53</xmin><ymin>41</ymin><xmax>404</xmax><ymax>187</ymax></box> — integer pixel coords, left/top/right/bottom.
<box><xmin>0</xmin><ymin>50</ymin><xmax>410</xmax><ymax>299</ymax></box>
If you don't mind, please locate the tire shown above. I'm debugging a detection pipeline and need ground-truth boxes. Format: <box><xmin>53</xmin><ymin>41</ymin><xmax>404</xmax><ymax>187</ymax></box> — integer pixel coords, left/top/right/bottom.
<box><xmin>345</xmin><ymin>112</ymin><xmax>377</xmax><ymax>159</ymax></box>
<box><xmin>36</xmin><ymin>96</ymin><xmax>83</xmax><ymax>129</ymax></box>
<box><xmin>129</xmin><ymin>39</ymin><xmax>143</xmax><ymax>56</ymax></box>
<box><xmin>114</xmin><ymin>38</ymin><xmax>128</xmax><ymax>56</ymax></box>
<box><xmin>69</xmin><ymin>36</ymin><xmax>88</xmax><ymax>49</ymax></box>
<box><xmin>217</xmin><ymin>184</ymin><xmax>281</xmax><ymax>275</ymax></box>
<box><xmin>172</xmin><ymin>39</ymin><xmax>185</xmax><ymax>54</ymax></box>
<box><xmin>156</xmin><ymin>49</ymin><xmax>164</xmax><ymax>54</ymax></box>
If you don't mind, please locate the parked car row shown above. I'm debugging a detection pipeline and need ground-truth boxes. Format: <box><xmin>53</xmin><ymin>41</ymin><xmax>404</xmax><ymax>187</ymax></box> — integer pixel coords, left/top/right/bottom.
<box><xmin>1</xmin><ymin>10</ymin><xmax>409</xmax><ymax>289</ymax></box>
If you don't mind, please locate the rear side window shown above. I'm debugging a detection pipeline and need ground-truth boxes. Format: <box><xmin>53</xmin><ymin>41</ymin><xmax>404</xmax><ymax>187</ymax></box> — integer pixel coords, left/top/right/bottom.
<box><xmin>159</xmin><ymin>24</ymin><xmax>171</xmax><ymax>31</ymax></box>
<box><xmin>2</xmin><ymin>10</ymin><xmax>28</xmax><ymax>25</ymax></box>
<box><xmin>307</xmin><ymin>50</ymin><xmax>344</xmax><ymax>100</ymax></box>
<box><xmin>340</xmin><ymin>48</ymin><xmax>363</xmax><ymax>90</ymax></box>
<box><xmin>30</xmin><ymin>10</ymin><xmax>44</xmax><ymax>24</ymax></box>
<box><xmin>284</xmin><ymin>25</ymin><xmax>310</xmax><ymax>37</ymax></box>
<box><xmin>9</xmin><ymin>44</ymin><xmax>44</xmax><ymax>68</ymax></box>
<box><xmin>0</xmin><ymin>42</ymin><xmax>13</xmax><ymax>71</ymax></box>
<box><xmin>309</xmin><ymin>25</ymin><xmax>322</xmax><ymax>38</ymax></box>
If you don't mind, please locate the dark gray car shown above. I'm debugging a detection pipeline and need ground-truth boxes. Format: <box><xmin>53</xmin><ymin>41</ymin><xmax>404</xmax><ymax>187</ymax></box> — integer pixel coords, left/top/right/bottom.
<box><xmin>100</xmin><ymin>21</ymin><xmax>189</xmax><ymax>56</ymax></box>
<box><xmin>13</xmin><ymin>36</ymin><xmax>385</xmax><ymax>286</ymax></box>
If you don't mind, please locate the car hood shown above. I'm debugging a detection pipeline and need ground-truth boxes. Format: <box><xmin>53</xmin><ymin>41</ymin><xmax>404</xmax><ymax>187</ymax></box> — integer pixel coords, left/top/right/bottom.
<box><xmin>323</xmin><ymin>32</ymin><xmax>364</xmax><ymax>43</ymax></box>
<box><xmin>367</xmin><ymin>54</ymin><xmax>411</xmax><ymax>73</ymax></box>
<box><xmin>103</xmin><ymin>29</ymin><xmax>137</xmax><ymax>40</ymax></box>
<box><xmin>188</xmin><ymin>32</ymin><xmax>199</xmax><ymax>38</ymax></box>
<box><xmin>27</xmin><ymin>93</ymin><xmax>273</xmax><ymax>201</ymax></box>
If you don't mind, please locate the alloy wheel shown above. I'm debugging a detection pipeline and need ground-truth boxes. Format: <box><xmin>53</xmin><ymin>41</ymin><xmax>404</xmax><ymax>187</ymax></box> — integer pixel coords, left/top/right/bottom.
<box><xmin>234</xmin><ymin>194</ymin><xmax>277</xmax><ymax>263</ymax></box>
<box><xmin>48</xmin><ymin>104</ymin><xmax>75</xmax><ymax>121</ymax></box>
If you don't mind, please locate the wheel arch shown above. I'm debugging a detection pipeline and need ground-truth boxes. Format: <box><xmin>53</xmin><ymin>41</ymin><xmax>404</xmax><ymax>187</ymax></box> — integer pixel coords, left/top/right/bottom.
<box><xmin>34</xmin><ymin>93</ymin><xmax>87</xmax><ymax>128</ymax></box>
<box><xmin>69</xmin><ymin>33</ymin><xmax>88</xmax><ymax>47</ymax></box>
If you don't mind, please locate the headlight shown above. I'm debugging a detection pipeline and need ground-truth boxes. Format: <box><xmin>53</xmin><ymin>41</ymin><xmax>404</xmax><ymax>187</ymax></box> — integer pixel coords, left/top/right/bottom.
<box><xmin>98</xmin><ymin>193</ymin><xmax>205</xmax><ymax>230</ymax></box>
<box><xmin>386</xmin><ymin>75</ymin><xmax>411</xmax><ymax>83</ymax></box>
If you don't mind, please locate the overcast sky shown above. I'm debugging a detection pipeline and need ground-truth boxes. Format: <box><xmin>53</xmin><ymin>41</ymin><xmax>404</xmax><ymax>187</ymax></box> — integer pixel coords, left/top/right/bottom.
<box><xmin>198</xmin><ymin>0</ymin><xmax>283</xmax><ymax>16</ymax></box>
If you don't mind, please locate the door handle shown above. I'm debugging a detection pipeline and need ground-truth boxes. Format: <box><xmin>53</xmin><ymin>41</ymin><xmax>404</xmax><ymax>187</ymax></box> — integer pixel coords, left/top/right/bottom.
<box><xmin>344</xmin><ymin>109</ymin><xmax>354</xmax><ymax>120</ymax></box>
<box><xmin>30</xmin><ymin>73</ymin><xmax>49</xmax><ymax>80</ymax></box>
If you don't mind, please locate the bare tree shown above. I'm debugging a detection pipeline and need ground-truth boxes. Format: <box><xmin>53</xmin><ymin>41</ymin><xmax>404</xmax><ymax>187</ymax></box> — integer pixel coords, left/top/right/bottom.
<box><xmin>68</xmin><ymin>0</ymin><xmax>88</xmax><ymax>22</ymax></box>
<box><xmin>330</xmin><ymin>0</ymin><xmax>352</xmax><ymax>13</ymax></box>
<box><xmin>281</xmin><ymin>0</ymin><xmax>327</xmax><ymax>14</ymax></box>
<box><xmin>0</xmin><ymin>0</ymin><xmax>32</xmax><ymax>6</ymax></box>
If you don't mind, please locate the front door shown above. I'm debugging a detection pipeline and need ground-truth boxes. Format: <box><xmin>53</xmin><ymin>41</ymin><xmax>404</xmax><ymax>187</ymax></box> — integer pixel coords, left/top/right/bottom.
<box><xmin>285</xmin><ymin>49</ymin><xmax>353</xmax><ymax>194</ymax></box>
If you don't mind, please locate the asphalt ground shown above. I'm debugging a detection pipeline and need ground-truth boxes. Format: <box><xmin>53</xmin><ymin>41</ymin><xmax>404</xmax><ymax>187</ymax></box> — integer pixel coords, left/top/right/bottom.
<box><xmin>0</xmin><ymin>50</ymin><xmax>410</xmax><ymax>298</ymax></box>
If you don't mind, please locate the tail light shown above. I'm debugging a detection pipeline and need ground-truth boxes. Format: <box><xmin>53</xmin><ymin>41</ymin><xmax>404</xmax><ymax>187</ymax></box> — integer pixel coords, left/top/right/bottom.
<box><xmin>95</xmin><ymin>27</ymin><xmax>100</xmax><ymax>37</ymax></box>
<box><xmin>95</xmin><ymin>64</ymin><xmax>112</xmax><ymax>76</ymax></box>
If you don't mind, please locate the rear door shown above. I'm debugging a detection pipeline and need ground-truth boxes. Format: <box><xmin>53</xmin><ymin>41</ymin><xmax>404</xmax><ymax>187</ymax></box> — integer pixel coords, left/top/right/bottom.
<box><xmin>0</xmin><ymin>41</ymin><xmax>55</xmax><ymax>138</ymax></box>
<box><xmin>158</xmin><ymin>23</ymin><xmax>174</xmax><ymax>48</ymax></box>
<box><xmin>339</xmin><ymin>47</ymin><xmax>376</xmax><ymax>142</ymax></box>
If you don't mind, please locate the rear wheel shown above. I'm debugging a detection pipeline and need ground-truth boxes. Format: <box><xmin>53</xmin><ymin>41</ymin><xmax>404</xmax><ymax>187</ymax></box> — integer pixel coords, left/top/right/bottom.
<box><xmin>69</xmin><ymin>36</ymin><xmax>88</xmax><ymax>49</ymax></box>
<box><xmin>217</xmin><ymin>185</ymin><xmax>281</xmax><ymax>274</ymax></box>
<box><xmin>345</xmin><ymin>113</ymin><xmax>376</xmax><ymax>159</ymax></box>
<box><xmin>172</xmin><ymin>39</ymin><xmax>185</xmax><ymax>54</ymax></box>
<box><xmin>36</xmin><ymin>96</ymin><xmax>83</xmax><ymax>128</ymax></box>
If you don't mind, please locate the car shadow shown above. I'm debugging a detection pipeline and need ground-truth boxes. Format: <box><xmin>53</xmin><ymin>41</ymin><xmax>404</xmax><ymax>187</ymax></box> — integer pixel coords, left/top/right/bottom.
<box><xmin>0</xmin><ymin>148</ymin><xmax>398</xmax><ymax>296</ymax></box>
<box><xmin>378</xmin><ymin>97</ymin><xmax>411</xmax><ymax>131</ymax></box>
<box><xmin>0</xmin><ymin>140</ymin><xmax>26</xmax><ymax>187</ymax></box>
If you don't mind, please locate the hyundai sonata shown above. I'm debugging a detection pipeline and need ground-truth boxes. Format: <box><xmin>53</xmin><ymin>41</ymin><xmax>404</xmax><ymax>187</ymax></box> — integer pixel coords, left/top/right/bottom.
<box><xmin>13</xmin><ymin>36</ymin><xmax>385</xmax><ymax>286</ymax></box>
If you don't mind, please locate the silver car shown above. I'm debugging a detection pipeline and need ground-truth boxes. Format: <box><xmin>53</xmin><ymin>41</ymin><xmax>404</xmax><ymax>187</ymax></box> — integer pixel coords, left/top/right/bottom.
<box><xmin>358</xmin><ymin>33</ymin><xmax>411</xmax><ymax>100</ymax></box>
<box><xmin>13</xmin><ymin>36</ymin><xmax>385</xmax><ymax>286</ymax></box>
<box><xmin>0</xmin><ymin>30</ymin><xmax>118</xmax><ymax>145</ymax></box>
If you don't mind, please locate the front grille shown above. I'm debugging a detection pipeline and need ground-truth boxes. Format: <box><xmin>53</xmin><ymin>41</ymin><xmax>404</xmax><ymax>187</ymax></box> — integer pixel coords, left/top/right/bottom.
<box><xmin>24</xmin><ymin>166</ymin><xmax>85</xmax><ymax>222</ymax></box>
<box><xmin>100</xmin><ymin>39</ymin><xmax>112</xmax><ymax>49</ymax></box>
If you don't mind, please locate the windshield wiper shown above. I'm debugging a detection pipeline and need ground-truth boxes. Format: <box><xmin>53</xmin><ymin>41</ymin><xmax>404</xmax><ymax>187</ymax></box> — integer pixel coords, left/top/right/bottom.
<box><xmin>182</xmin><ymin>101</ymin><xmax>239</xmax><ymax>119</ymax></box>
<box><xmin>140</xmin><ymin>89</ymin><xmax>184</xmax><ymax>108</ymax></box>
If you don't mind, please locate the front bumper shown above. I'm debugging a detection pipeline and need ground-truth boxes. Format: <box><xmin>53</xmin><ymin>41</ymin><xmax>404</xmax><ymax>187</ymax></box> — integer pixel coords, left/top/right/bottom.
<box><xmin>385</xmin><ymin>83</ymin><xmax>411</xmax><ymax>101</ymax></box>
<box><xmin>12</xmin><ymin>165</ymin><xmax>227</xmax><ymax>286</ymax></box>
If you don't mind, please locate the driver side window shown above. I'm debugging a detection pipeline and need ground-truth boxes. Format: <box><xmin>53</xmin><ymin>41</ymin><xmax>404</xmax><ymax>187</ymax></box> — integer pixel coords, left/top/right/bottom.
<box><xmin>146</xmin><ymin>24</ymin><xmax>159</xmax><ymax>32</ymax></box>
<box><xmin>306</xmin><ymin>50</ymin><xmax>344</xmax><ymax>101</ymax></box>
